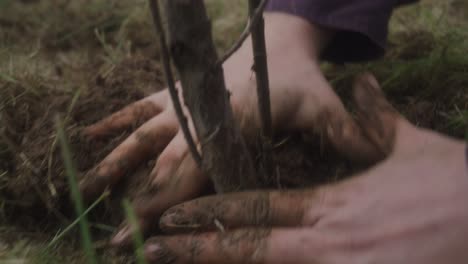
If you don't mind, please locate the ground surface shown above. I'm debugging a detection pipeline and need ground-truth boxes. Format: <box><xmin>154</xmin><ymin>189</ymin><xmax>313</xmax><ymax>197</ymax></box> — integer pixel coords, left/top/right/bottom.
<box><xmin>0</xmin><ymin>0</ymin><xmax>467</xmax><ymax>263</ymax></box>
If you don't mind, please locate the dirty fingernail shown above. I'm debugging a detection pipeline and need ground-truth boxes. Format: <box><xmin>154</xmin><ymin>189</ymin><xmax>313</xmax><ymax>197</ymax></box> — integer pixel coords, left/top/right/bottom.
<box><xmin>160</xmin><ymin>208</ymin><xmax>207</xmax><ymax>232</ymax></box>
<box><xmin>144</xmin><ymin>239</ymin><xmax>176</xmax><ymax>264</ymax></box>
<box><xmin>144</xmin><ymin>243</ymin><xmax>162</xmax><ymax>262</ymax></box>
<box><xmin>160</xmin><ymin>208</ymin><xmax>188</xmax><ymax>226</ymax></box>
<box><xmin>111</xmin><ymin>226</ymin><xmax>131</xmax><ymax>246</ymax></box>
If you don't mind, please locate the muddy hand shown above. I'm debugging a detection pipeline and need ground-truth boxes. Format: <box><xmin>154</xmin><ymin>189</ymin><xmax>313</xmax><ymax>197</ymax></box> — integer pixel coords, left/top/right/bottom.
<box><xmin>79</xmin><ymin>13</ymin><xmax>395</xmax><ymax>248</ymax></box>
<box><xmin>145</xmin><ymin>74</ymin><xmax>468</xmax><ymax>264</ymax></box>
<box><xmin>80</xmin><ymin>88</ymin><xmax>209</xmax><ymax>244</ymax></box>
<box><xmin>80</xmin><ymin>92</ymin><xmax>176</xmax><ymax>200</ymax></box>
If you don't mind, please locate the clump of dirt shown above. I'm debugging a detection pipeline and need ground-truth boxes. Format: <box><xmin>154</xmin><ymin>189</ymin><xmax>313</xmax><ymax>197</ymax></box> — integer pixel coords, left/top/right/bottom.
<box><xmin>0</xmin><ymin>56</ymin><xmax>164</xmax><ymax>227</ymax></box>
<box><xmin>247</xmin><ymin>133</ymin><xmax>353</xmax><ymax>190</ymax></box>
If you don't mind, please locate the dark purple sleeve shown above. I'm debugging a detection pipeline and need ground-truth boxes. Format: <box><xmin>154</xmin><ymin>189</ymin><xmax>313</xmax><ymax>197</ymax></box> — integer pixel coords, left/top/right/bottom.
<box><xmin>265</xmin><ymin>0</ymin><xmax>418</xmax><ymax>63</ymax></box>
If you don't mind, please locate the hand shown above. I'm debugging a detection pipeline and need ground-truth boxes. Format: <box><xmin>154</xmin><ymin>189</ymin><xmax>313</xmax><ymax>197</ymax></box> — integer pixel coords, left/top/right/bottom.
<box><xmin>143</xmin><ymin>74</ymin><xmax>468</xmax><ymax>264</ymax></box>
<box><xmin>79</xmin><ymin>13</ymin><xmax>391</xmax><ymax>247</ymax></box>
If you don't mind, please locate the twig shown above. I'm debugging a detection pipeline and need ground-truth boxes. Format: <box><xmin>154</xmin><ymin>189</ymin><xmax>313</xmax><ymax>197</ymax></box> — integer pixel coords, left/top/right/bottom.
<box><xmin>249</xmin><ymin>0</ymin><xmax>273</xmax><ymax>182</ymax></box>
<box><xmin>148</xmin><ymin>0</ymin><xmax>203</xmax><ymax>167</ymax></box>
<box><xmin>217</xmin><ymin>0</ymin><xmax>268</xmax><ymax>66</ymax></box>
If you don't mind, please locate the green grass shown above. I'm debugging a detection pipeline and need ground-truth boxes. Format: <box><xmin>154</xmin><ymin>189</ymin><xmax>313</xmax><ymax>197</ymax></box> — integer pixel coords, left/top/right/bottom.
<box><xmin>56</xmin><ymin>116</ymin><xmax>97</xmax><ymax>264</ymax></box>
<box><xmin>123</xmin><ymin>199</ymin><xmax>147</xmax><ymax>264</ymax></box>
<box><xmin>46</xmin><ymin>191</ymin><xmax>110</xmax><ymax>251</ymax></box>
<box><xmin>326</xmin><ymin>1</ymin><xmax>468</xmax><ymax>138</ymax></box>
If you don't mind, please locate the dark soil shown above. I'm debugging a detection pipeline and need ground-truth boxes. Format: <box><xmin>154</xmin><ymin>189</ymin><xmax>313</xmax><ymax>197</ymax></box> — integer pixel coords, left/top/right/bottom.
<box><xmin>0</xmin><ymin>56</ymin><xmax>165</xmax><ymax>227</ymax></box>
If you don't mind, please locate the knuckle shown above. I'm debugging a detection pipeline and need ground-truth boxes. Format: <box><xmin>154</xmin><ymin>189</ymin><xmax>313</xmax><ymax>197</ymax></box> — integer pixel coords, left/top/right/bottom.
<box><xmin>218</xmin><ymin>229</ymin><xmax>271</xmax><ymax>263</ymax></box>
<box><xmin>246</xmin><ymin>192</ymin><xmax>271</xmax><ymax>225</ymax></box>
<box><xmin>302</xmin><ymin>187</ymin><xmax>329</xmax><ymax>225</ymax></box>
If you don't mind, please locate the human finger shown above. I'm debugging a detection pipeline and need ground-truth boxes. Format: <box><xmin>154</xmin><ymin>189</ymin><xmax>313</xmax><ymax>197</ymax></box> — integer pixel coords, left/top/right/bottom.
<box><xmin>144</xmin><ymin>228</ymin><xmax>329</xmax><ymax>264</ymax></box>
<box><xmin>159</xmin><ymin>187</ymin><xmax>332</xmax><ymax>233</ymax></box>
<box><xmin>352</xmin><ymin>72</ymin><xmax>401</xmax><ymax>156</ymax></box>
<box><xmin>79</xmin><ymin>111</ymin><xmax>178</xmax><ymax>202</ymax></box>
<box><xmin>111</xmin><ymin>152</ymin><xmax>208</xmax><ymax>247</ymax></box>
<box><xmin>83</xmin><ymin>92</ymin><xmax>168</xmax><ymax>139</ymax></box>
<box><xmin>149</xmin><ymin>131</ymin><xmax>191</xmax><ymax>188</ymax></box>
<box><xmin>325</xmin><ymin>73</ymin><xmax>400</xmax><ymax>164</ymax></box>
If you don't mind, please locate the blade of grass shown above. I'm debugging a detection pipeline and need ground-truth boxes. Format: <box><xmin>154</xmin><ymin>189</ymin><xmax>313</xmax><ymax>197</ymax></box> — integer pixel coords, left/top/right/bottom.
<box><xmin>54</xmin><ymin>16</ymin><xmax>124</xmax><ymax>45</ymax></box>
<box><xmin>55</xmin><ymin>115</ymin><xmax>97</xmax><ymax>264</ymax></box>
<box><xmin>0</xmin><ymin>72</ymin><xmax>17</xmax><ymax>84</ymax></box>
<box><xmin>122</xmin><ymin>199</ymin><xmax>147</xmax><ymax>264</ymax></box>
<box><xmin>46</xmin><ymin>190</ymin><xmax>110</xmax><ymax>249</ymax></box>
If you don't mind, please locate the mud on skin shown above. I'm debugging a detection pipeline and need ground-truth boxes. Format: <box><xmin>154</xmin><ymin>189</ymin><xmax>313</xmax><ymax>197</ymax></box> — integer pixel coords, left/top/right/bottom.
<box><xmin>159</xmin><ymin>192</ymin><xmax>269</xmax><ymax>232</ymax></box>
<box><xmin>144</xmin><ymin>229</ymin><xmax>272</xmax><ymax>264</ymax></box>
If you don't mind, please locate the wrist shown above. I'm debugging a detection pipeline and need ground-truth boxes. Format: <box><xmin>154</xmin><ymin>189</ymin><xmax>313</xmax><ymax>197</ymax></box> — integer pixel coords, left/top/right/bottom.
<box><xmin>263</xmin><ymin>12</ymin><xmax>335</xmax><ymax>61</ymax></box>
<box><xmin>226</xmin><ymin>12</ymin><xmax>334</xmax><ymax>71</ymax></box>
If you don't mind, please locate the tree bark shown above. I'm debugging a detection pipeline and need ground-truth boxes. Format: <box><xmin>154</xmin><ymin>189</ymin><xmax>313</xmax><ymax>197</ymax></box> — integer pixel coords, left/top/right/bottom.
<box><xmin>249</xmin><ymin>0</ymin><xmax>273</xmax><ymax>183</ymax></box>
<box><xmin>148</xmin><ymin>0</ymin><xmax>202</xmax><ymax>167</ymax></box>
<box><xmin>162</xmin><ymin>0</ymin><xmax>258</xmax><ymax>193</ymax></box>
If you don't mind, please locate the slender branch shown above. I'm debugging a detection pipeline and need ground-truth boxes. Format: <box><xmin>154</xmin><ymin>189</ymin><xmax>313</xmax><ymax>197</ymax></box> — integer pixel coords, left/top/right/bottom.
<box><xmin>249</xmin><ymin>0</ymin><xmax>273</xmax><ymax>182</ymax></box>
<box><xmin>216</xmin><ymin>0</ymin><xmax>268</xmax><ymax>66</ymax></box>
<box><xmin>148</xmin><ymin>0</ymin><xmax>202</xmax><ymax>167</ymax></box>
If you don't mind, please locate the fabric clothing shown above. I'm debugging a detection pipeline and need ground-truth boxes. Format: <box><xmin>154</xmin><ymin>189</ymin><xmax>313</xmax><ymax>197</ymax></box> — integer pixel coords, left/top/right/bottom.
<box><xmin>265</xmin><ymin>0</ymin><xmax>418</xmax><ymax>63</ymax></box>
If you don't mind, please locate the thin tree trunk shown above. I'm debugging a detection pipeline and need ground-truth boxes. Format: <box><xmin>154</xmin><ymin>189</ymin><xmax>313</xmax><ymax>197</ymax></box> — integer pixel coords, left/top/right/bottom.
<box><xmin>162</xmin><ymin>0</ymin><xmax>258</xmax><ymax>192</ymax></box>
<box><xmin>148</xmin><ymin>0</ymin><xmax>202</xmax><ymax>167</ymax></box>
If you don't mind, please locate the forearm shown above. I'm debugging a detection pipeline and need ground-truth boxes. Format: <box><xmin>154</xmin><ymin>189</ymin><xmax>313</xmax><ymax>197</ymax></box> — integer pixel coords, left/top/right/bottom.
<box><xmin>262</xmin><ymin>13</ymin><xmax>335</xmax><ymax>61</ymax></box>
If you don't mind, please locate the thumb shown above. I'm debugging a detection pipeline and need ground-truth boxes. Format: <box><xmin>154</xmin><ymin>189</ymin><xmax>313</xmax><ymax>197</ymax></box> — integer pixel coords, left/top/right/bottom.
<box><xmin>326</xmin><ymin>73</ymin><xmax>402</xmax><ymax>164</ymax></box>
<box><xmin>352</xmin><ymin>72</ymin><xmax>402</xmax><ymax>158</ymax></box>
